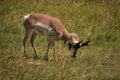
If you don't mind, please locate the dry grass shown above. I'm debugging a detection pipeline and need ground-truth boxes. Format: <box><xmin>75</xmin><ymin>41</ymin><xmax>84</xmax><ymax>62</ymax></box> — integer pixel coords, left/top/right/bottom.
<box><xmin>0</xmin><ymin>0</ymin><xmax>120</xmax><ymax>80</ymax></box>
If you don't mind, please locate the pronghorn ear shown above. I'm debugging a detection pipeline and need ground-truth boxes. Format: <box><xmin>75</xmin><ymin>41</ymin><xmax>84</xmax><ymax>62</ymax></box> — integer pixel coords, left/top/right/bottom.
<box><xmin>68</xmin><ymin>43</ymin><xmax>72</xmax><ymax>50</ymax></box>
<box><xmin>70</xmin><ymin>33</ymin><xmax>77</xmax><ymax>39</ymax></box>
<box><xmin>74</xmin><ymin>39</ymin><xmax>90</xmax><ymax>49</ymax></box>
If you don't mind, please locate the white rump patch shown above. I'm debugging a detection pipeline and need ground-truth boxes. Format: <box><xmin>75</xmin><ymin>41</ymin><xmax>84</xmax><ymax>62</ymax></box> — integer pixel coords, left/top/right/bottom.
<box><xmin>34</xmin><ymin>22</ymin><xmax>53</xmax><ymax>35</ymax></box>
<box><xmin>23</xmin><ymin>14</ymin><xmax>30</xmax><ymax>23</ymax></box>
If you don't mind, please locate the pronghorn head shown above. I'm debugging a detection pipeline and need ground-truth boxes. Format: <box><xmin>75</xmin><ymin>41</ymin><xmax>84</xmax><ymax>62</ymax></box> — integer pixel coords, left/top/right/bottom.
<box><xmin>68</xmin><ymin>33</ymin><xmax>90</xmax><ymax>58</ymax></box>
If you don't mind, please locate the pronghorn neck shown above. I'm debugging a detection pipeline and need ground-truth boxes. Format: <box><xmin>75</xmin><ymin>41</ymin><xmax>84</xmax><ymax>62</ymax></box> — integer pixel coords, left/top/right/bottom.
<box><xmin>58</xmin><ymin>31</ymin><xmax>71</xmax><ymax>44</ymax></box>
<box><xmin>61</xmin><ymin>35</ymin><xmax>71</xmax><ymax>44</ymax></box>
<box><xmin>63</xmin><ymin>33</ymin><xmax>79</xmax><ymax>45</ymax></box>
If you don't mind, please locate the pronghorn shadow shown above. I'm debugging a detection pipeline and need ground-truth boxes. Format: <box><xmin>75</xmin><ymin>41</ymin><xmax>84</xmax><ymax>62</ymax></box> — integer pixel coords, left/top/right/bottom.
<box><xmin>21</xmin><ymin>55</ymin><xmax>42</xmax><ymax>60</ymax></box>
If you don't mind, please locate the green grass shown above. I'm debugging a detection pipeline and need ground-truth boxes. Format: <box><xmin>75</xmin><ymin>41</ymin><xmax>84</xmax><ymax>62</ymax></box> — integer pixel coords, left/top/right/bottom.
<box><xmin>0</xmin><ymin>0</ymin><xmax>120</xmax><ymax>80</ymax></box>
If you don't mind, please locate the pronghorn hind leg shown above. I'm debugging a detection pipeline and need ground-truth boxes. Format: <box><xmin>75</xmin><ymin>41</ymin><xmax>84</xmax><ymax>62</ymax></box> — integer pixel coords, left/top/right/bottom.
<box><xmin>23</xmin><ymin>27</ymin><xmax>33</xmax><ymax>57</ymax></box>
<box><xmin>23</xmin><ymin>35</ymin><xmax>27</xmax><ymax>57</ymax></box>
<box><xmin>23</xmin><ymin>31</ymin><xmax>29</xmax><ymax>57</ymax></box>
<box><xmin>30</xmin><ymin>31</ymin><xmax>38</xmax><ymax>59</ymax></box>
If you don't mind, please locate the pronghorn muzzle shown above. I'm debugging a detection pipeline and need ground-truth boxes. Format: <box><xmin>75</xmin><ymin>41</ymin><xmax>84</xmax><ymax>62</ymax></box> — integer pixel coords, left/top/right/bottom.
<box><xmin>69</xmin><ymin>39</ymin><xmax>90</xmax><ymax>58</ymax></box>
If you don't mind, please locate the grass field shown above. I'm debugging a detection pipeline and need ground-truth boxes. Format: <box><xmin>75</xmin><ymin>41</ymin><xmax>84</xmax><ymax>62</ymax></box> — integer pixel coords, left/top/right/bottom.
<box><xmin>0</xmin><ymin>0</ymin><xmax>120</xmax><ymax>80</ymax></box>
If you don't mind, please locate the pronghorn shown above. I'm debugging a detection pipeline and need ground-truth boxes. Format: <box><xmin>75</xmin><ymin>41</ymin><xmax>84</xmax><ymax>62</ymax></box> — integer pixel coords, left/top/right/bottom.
<box><xmin>23</xmin><ymin>13</ymin><xmax>90</xmax><ymax>60</ymax></box>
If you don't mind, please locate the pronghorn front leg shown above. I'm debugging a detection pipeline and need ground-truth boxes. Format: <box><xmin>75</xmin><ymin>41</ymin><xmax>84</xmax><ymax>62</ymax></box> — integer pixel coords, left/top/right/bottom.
<box><xmin>53</xmin><ymin>46</ymin><xmax>58</xmax><ymax>62</ymax></box>
<box><xmin>44</xmin><ymin>41</ymin><xmax>51</xmax><ymax>60</ymax></box>
<box><xmin>44</xmin><ymin>36</ymin><xmax>57</xmax><ymax>61</ymax></box>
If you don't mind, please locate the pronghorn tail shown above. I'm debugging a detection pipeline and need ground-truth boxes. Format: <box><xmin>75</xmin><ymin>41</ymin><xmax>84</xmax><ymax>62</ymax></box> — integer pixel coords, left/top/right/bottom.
<box><xmin>23</xmin><ymin>14</ymin><xmax>31</xmax><ymax>23</ymax></box>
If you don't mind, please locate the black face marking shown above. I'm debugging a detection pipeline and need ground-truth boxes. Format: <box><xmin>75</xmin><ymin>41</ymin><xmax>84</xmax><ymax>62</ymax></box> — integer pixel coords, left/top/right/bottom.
<box><xmin>68</xmin><ymin>42</ymin><xmax>80</xmax><ymax>58</ymax></box>
<box><xmin>68</xmin><ymin>43</ymin><xmax>72</xmax><ymax>50</ymax></box>
<box><xmin>68</xmin><ymin>39</ymin><xmax>90</xmax><ymax>58</ymax></box>
<box><xmin>73</xmin><ymin>42</ymin><xmax>81</xmax><ymax>49</ymax></box>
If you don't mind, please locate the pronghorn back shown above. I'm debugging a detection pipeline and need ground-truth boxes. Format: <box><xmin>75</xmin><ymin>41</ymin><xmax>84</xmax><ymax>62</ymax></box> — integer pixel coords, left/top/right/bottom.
<box><xmin>23</xmin><ymin>13</ymin><xmax>71</xmax><ymax>40</ymax></box>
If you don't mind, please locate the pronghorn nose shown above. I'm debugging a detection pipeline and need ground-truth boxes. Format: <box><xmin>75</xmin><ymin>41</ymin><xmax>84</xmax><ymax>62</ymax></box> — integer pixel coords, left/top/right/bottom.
<box><xmin>71</xmin><ymin>49</ymin><xmax>77</xmax><ymax>58</ymax></box>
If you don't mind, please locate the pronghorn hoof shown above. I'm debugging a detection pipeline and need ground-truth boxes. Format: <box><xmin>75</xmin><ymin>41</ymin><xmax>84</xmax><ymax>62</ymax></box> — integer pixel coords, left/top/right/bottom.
<box><xmin>45</xmin><ymin>58</ymin><xmax>49</xmax><ymax>61</ymax></box>
<box><xmin>44</xmin><ymin>57</ymin><xmax>49</xmax><ymax>61</ymax></box>
<box><xmin>71</xmin><ymin>55</ymin><xmax>76</xmax><ymax>58</ymax></box>
<box><xmin>21</xmin><ymin>55</ymin><xmax>29</xmax><ymax>59</ymax></box>
<box><xmin>23</xmin><ymin>54</ymin><xmax>28</xmax><ymax>58</ymax></box>
<box><xmin>34</xmin><ymin>56</ymin><xmax>38</xmax><ymax>59</ymax></box>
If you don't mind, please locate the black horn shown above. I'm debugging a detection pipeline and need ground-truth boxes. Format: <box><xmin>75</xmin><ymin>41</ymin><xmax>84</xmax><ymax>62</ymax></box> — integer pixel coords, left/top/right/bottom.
<box><xmin>74</xmin><ymin>39</ymin><xmax>90</xmax><ymax>49</ymax></box>
<box><xmin>80</xmin><ymin>39</ymin><xmax>90</xmax><ymax>47</ymax></box>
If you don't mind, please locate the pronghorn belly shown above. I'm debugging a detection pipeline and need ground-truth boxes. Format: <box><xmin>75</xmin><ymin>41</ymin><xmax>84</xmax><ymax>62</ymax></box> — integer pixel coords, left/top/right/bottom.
<box><xmin>34</xmin><ymin>22</ymin><xmax>54</xmax><ymax>35</ymax></box>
